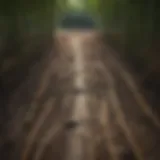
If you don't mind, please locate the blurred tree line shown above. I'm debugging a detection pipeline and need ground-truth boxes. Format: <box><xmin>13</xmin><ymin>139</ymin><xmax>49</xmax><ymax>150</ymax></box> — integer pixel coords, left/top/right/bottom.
<box><xmin>105</xmin><ymin>0</ymin><xmax>160</xmax><ymax>108</ymax></box>
<box><xmin>0</xmin><ymin>0</ymin><xmax>57</xmax><ymax>96</ymax></box>
<box><xmin>0</xmin><ymin>0</ymin><xmax>58</xmax><ymax>141</ymax></box>
<box><xmin>86</xmin><ymin>0</ymin><xmax>160</xmax><ymax>107</ymax></box>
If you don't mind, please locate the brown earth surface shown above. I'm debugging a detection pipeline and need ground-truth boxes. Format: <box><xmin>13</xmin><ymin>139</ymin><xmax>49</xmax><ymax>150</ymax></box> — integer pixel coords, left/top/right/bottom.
<box><xmin>1</xmin><ymin>29</ymin><xmax>160</xmax><ymax>160</ymax></box>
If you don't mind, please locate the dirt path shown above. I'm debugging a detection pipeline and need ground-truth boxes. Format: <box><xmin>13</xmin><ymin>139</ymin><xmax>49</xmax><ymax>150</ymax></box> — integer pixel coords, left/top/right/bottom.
<box><xmin>3</xmin><ymin>30</ymin><xmax>160</xmax><ymax>160</ymax></box>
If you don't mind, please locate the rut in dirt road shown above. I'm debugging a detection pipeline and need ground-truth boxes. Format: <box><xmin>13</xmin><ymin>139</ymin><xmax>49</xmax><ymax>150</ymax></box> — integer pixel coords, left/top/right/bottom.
<box><xmin>3</xmin><ymin>30</ymin><xmax>160</xmax><ymax>160</ymax></box>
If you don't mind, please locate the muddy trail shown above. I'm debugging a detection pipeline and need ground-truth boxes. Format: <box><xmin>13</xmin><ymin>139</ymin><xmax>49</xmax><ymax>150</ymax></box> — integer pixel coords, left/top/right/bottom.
<box><xmin>1</xmin><ymin>30</ymin><xmax>160</xmax><ymax>160</ymax></box>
